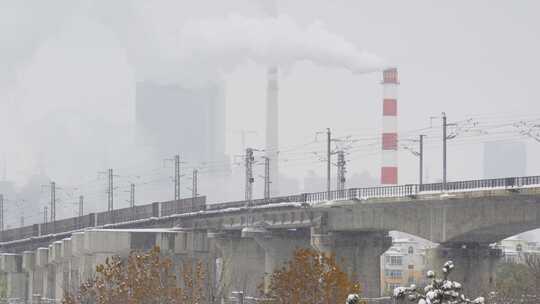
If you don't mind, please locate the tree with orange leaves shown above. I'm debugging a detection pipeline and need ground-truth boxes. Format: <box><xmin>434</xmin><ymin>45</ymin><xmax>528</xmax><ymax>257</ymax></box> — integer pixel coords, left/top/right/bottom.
<box><xmin>260</xmin><ymin>248</ymin><xmax>361</xmax><ymax>304</ymax></box>
<box><xmin>62</xmin><ymin>246</ymin><xmax>206</xmax><ymax>304</ymax></box>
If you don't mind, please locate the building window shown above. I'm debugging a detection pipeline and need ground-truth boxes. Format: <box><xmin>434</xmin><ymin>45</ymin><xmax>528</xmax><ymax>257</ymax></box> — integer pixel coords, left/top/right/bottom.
<box><xmin>408</xmin><ymin>246</ymin><xmax>414</xmax><ymax>255</ymax></box>
<box><xmin>408</xmin><ymin>264</ymin><xmax>414</xmax><ymax>270</ymax></box>
<box><xmin>387</xmin><ymin>283</ymin><xmax>400</xmax><ymax>291</ymax></box>
<box><xmin>516</xmin><ymin>244</ymin><xmax>523</xmax><ymax>252</ymax></box>
<box><xmin>385</xmin><ymin>270</ymin><xmax>403</xmax><ymax>279</ymax></box>
<box><xmin>387</xmin><ymin>256</ymin><xmax>403</xmax><ymax>266</ymax></box>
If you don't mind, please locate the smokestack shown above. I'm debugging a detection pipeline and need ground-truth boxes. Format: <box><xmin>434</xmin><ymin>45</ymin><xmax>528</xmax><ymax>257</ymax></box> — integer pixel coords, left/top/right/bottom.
<box><xmin>265</xmin><ymin>67</ymin><xmax>279</xmax><ymax>196</ymax></box>
<box><xmin>263</xmin><ymin>0</ymin><xmax>280</xmax><ymax>196</ymax></box>
<box><xmin>381</xmin><ymin>68</ymin><xmax>399</xmax><ymax>184</ymax></box>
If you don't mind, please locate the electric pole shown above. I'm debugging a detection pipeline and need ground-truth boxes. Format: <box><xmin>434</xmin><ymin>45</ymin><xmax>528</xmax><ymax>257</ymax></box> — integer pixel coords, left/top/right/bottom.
<box><xmin>190</xmin><ymin>169</ymin><xmax>198</xmax><ymax>212</ymax></box>
<box><xmin>419</xmin><ymin>134</ymin><xmax>425</xmax><ymax>188</ymax></box>
<box><xmin>174</xmin><ymin>155</ymin><xmax>181</xmax><ymax>200</ymax></box>
<box><xmin>164</xmin><ymin>155</ymin><xmax>183</xmax><ymax>201</ymax></box>
<box><xmin>245</xmin><ymin>148</ymin><xmax>254</xmax><ymax>205</ymax></box>
<box><xmin>20</xmin><ymin>216</ymin><xmax>24</xmax><ymax>227</ymax></box>
<box><xmin>326</xmin><ymin>128</ymin><xmax>331</xmax><ymax>199</ymax></box>
<box><xmin>337</xmin><ymin>150</ymin><xmax>346</xmax><ymax>191</ymax></box>
<box><xmin>44</xmin><ymin>206</ymin><xmax>48</xmax><ymax>224</ymax></box>
<box><xmin>107</xmin><ymin>169</ymin><xmax>114</xmax><ymax>212</ymax></box>
<box><xmin>192</xmin><ymin>169</ymin><xmax>198</xmax><ymax>199</ymax></box>
<box><xmin>263</xmin><ymin>156</ymin><xmax>270</xmax><ymax>200</ymax></box>
<box><xmin>442</xmin><ymin>112</ymin><xmax>447</xmax><ymax>191</ymax></box>
<box><xmin>50</xmin><ymin>181</ymin><xmax>56</xmax><ymax>222</ymax></box>
<box><xmin>130</xmin><ymin>183</ymin><xmax>135</xmax><ymax>208</ymax></box>
<box><xmin>0</xmin><ymin>194</ymin><xmax>3</xmax><ymax>231</ymax></box>
<box><xmin>79</xmin><ymin>195</ymin><xmax>84</xmax><ymax>217</ymax></box>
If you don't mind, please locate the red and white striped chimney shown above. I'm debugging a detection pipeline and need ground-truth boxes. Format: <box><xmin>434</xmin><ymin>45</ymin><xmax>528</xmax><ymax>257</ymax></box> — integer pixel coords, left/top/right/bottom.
<box><xmin>381</xmin><ymin>67</ymin><xmax>399</xmax><ymax>185</ymax></box>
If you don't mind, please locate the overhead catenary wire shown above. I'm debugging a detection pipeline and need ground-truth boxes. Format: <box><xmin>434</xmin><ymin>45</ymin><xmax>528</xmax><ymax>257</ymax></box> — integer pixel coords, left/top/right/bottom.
<box><xmin>10</xmin><ymin>113</ymin><xmax>540</xmax><ymax>227</ymax></box>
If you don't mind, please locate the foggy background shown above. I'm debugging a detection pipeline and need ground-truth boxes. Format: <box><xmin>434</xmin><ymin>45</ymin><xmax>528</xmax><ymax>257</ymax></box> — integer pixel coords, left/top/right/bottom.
<box><xmin>1</xmin><ymin>0</ymin><xmax>539</xmax><ymax>241</ymax></box>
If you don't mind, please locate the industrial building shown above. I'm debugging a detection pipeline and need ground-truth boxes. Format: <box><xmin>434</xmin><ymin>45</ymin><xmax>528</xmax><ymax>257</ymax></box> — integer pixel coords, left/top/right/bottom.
<box><xmin>135</xmin><ymin>81</ymin><xmax>227</xmax><ymax>165</ymax></box>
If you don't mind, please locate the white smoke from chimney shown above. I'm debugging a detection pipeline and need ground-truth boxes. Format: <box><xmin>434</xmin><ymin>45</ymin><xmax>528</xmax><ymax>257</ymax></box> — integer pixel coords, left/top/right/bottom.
<box><xmin>1</xmin><ymin>4</ymin><xmax>384</xmax><ymax>88</ymax></box>
<box><xmin>176</xmin><ymin>14</ymin><xmax>385</xmax><ymax>79</ymax></box>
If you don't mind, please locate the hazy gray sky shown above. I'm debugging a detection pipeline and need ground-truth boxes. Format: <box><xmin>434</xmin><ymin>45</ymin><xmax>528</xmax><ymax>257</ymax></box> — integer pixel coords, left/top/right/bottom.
<box><xmin>1</xmin><ymin>0</ymin><xmax>540</xmax><ymax>211</ymax></box>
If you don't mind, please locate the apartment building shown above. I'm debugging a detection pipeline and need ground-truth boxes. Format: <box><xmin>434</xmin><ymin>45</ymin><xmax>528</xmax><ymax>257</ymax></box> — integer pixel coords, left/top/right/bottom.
<box><xmin>380</xmin><ymin>237</ymin><xmax>431</xmax><ymax>296</ymax></box>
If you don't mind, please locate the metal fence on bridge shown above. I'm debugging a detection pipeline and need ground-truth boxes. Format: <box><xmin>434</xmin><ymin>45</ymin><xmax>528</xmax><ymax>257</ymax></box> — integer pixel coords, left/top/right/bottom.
<box><xmin>2</xmin><ymin>175</ymin><xmax>539</xmax><ymax>243</ymax></box>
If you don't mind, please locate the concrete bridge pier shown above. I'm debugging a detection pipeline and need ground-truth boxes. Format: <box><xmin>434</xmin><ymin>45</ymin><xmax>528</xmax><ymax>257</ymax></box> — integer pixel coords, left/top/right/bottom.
<box><xmin>311</xmin><ymin>230</ymin><xmax>392</xmax><ymax>298</ymax></box>
<box><xmin>70</xmin><ymin>233</ymin><xmax>84</xmax><ymax>287</ymax></box>
<box><xmin>22</xmin><ymin>251</ymin><xmax>34</xmax><ymax>301</ymax></box>
<box><xmin>0</xmin><ymin>253</ymin><xmax>26</xmax><ymax>299</ymax></box>
<box><xmin>208</xmin><ymin>230</ymin><xmax>266</xmax><ymax>299</ymax></box>
<box><xmin>49</xmin><ymin>241</ymin><xmax>65</xmax><ymax>300</ymax></box>
<box><xmin>242</xmin><ymin>227</ymin><xmax>311</xmax><ymax>293</ymax></box>
<box><xmin>34</xmin><ymin>247</ymin><xmax>48</xmax><ymax>301</ymax></box>
<box><xmin>60</xmin><ymin>238</ymin><xmax>73</xmax><ymax>297</ymax></box>
<box><xmin>173</xmin><ymin>229</ymin><xmax>218</xmax><ymax>302</ymax></box>
<box><xmin>428</xmin><ymin>243</ymin><xmax>503</xmax><ymax>295</ymax></box>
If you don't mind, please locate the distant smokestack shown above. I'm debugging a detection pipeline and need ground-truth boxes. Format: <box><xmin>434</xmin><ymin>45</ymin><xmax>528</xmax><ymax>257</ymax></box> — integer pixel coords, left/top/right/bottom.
<box><xmin>263</xmin><ymin>0</ymin><xmax>280</xmax><ymax>196</ymax></box>
<box><xmin>381</xmin><ymin>68</ymin><xmax>399</xmax><ymax>184</ymax></box>
<box><xmin>265</xmin><ymin>66</ymin><xmax>279</xmax><ymax>196</ymax></box>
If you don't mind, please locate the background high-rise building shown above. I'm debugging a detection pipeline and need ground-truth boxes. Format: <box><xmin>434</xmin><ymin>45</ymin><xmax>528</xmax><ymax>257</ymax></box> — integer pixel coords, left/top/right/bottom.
<box><xmin>135</xmin><ymin>82</ymin><xmax>227</xmax><ymax>165</ymax></box>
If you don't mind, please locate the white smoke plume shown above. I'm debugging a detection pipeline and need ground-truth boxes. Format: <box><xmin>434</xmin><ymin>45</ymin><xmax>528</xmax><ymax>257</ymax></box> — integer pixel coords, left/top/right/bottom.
<box><xmin>0</xmin><ymin>3</ymin><xmax>384</xmax><ymax>87</ymax></box>
<box><xmin>178</xmin><ymin>14</ymin><xmax>384</xmax><ymax>75</ymax></box>
<box><xmin>130</xmin><ymin>13</ymin><xmax>385</xmax><ymax>86</ymax></box>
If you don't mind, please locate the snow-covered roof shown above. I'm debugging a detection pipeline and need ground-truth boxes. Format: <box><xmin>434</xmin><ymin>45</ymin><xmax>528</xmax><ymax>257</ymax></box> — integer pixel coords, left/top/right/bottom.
<box><xmin>393</xmin><ymin>237</ymin><xmax>415</xmax><ymax>244</ymax></box>
<box><xmin>504</xmin><ymin>235</ymin><xmax>524</xmax><ymax>241</ymax></box>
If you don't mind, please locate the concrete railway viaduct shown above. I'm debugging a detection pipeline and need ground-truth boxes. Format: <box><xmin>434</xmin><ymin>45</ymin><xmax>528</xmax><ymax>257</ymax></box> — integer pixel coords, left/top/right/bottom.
<box><xmin>1</xmin><ymin>175</ymin><xmax>539</xmax><ymax>302</ymax></box>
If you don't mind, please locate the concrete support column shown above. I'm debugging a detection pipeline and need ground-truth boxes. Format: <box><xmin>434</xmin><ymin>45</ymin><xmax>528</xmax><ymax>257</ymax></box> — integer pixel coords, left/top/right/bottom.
<box><xmin>49</xmin><ymin>241</ymin><xmax>63</xmax><ymax>300</ymax></box>
<box><xmin>428</xmin><ymin>243</ymin><xmax>502</xmax><ymax>296</ymax></box>
<box><xmin>34</xmin><ymin>248</ymin><xmax>48</xmax><ymax>301</ymax></box>
<box><xmin>22</xmin><ymin>251</ymin><xmax>35</xmax><ymax>301</ymax></box>
<box><xmin>173</xmin><ymin>229</ymin><xmax>216</xmax><ymax>303</ymax></box>
<box><xmin>208</xmin><ymin>230</ymin><xmax>265</xmax><ymax>299</ymax></box>
<box><xmin>42</xmin><ymin>244</ymin><xmax>56</xmax><ymax>300</ymax></box>
<box><xmin>70</xmin><ymin>232</ymin><xmax>85</xmax><ymax>288</ymax></box>
<box><xmin>0</xmin><ymin>253</ymin><xmax>26</xmax><ymax>299</ymax></box>
<box><xmin>204</xmin><ymin>235</ymin><xmax>219</xmax><ymax>304</ymax></box>
<box><xmin>242</xmin><ymin>227</ymin><xmax>311</xmax><ymax>293</ymax></box>
<box><xmin>311</xmin><ymin>230</ymin><xmax>392</xmax><ymax>298</ymax></box>
<box><xmin>60</xmin><ymin>238</ymin><xmax>73</xmax><ymax>297</ymax></box>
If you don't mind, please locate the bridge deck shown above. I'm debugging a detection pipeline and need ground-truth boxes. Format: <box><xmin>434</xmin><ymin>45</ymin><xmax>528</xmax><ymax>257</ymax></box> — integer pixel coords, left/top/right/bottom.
<box><xmin>1</xmin><ymin>175</ymin><xmax>539</xmax><ymax>249</ymax></box>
